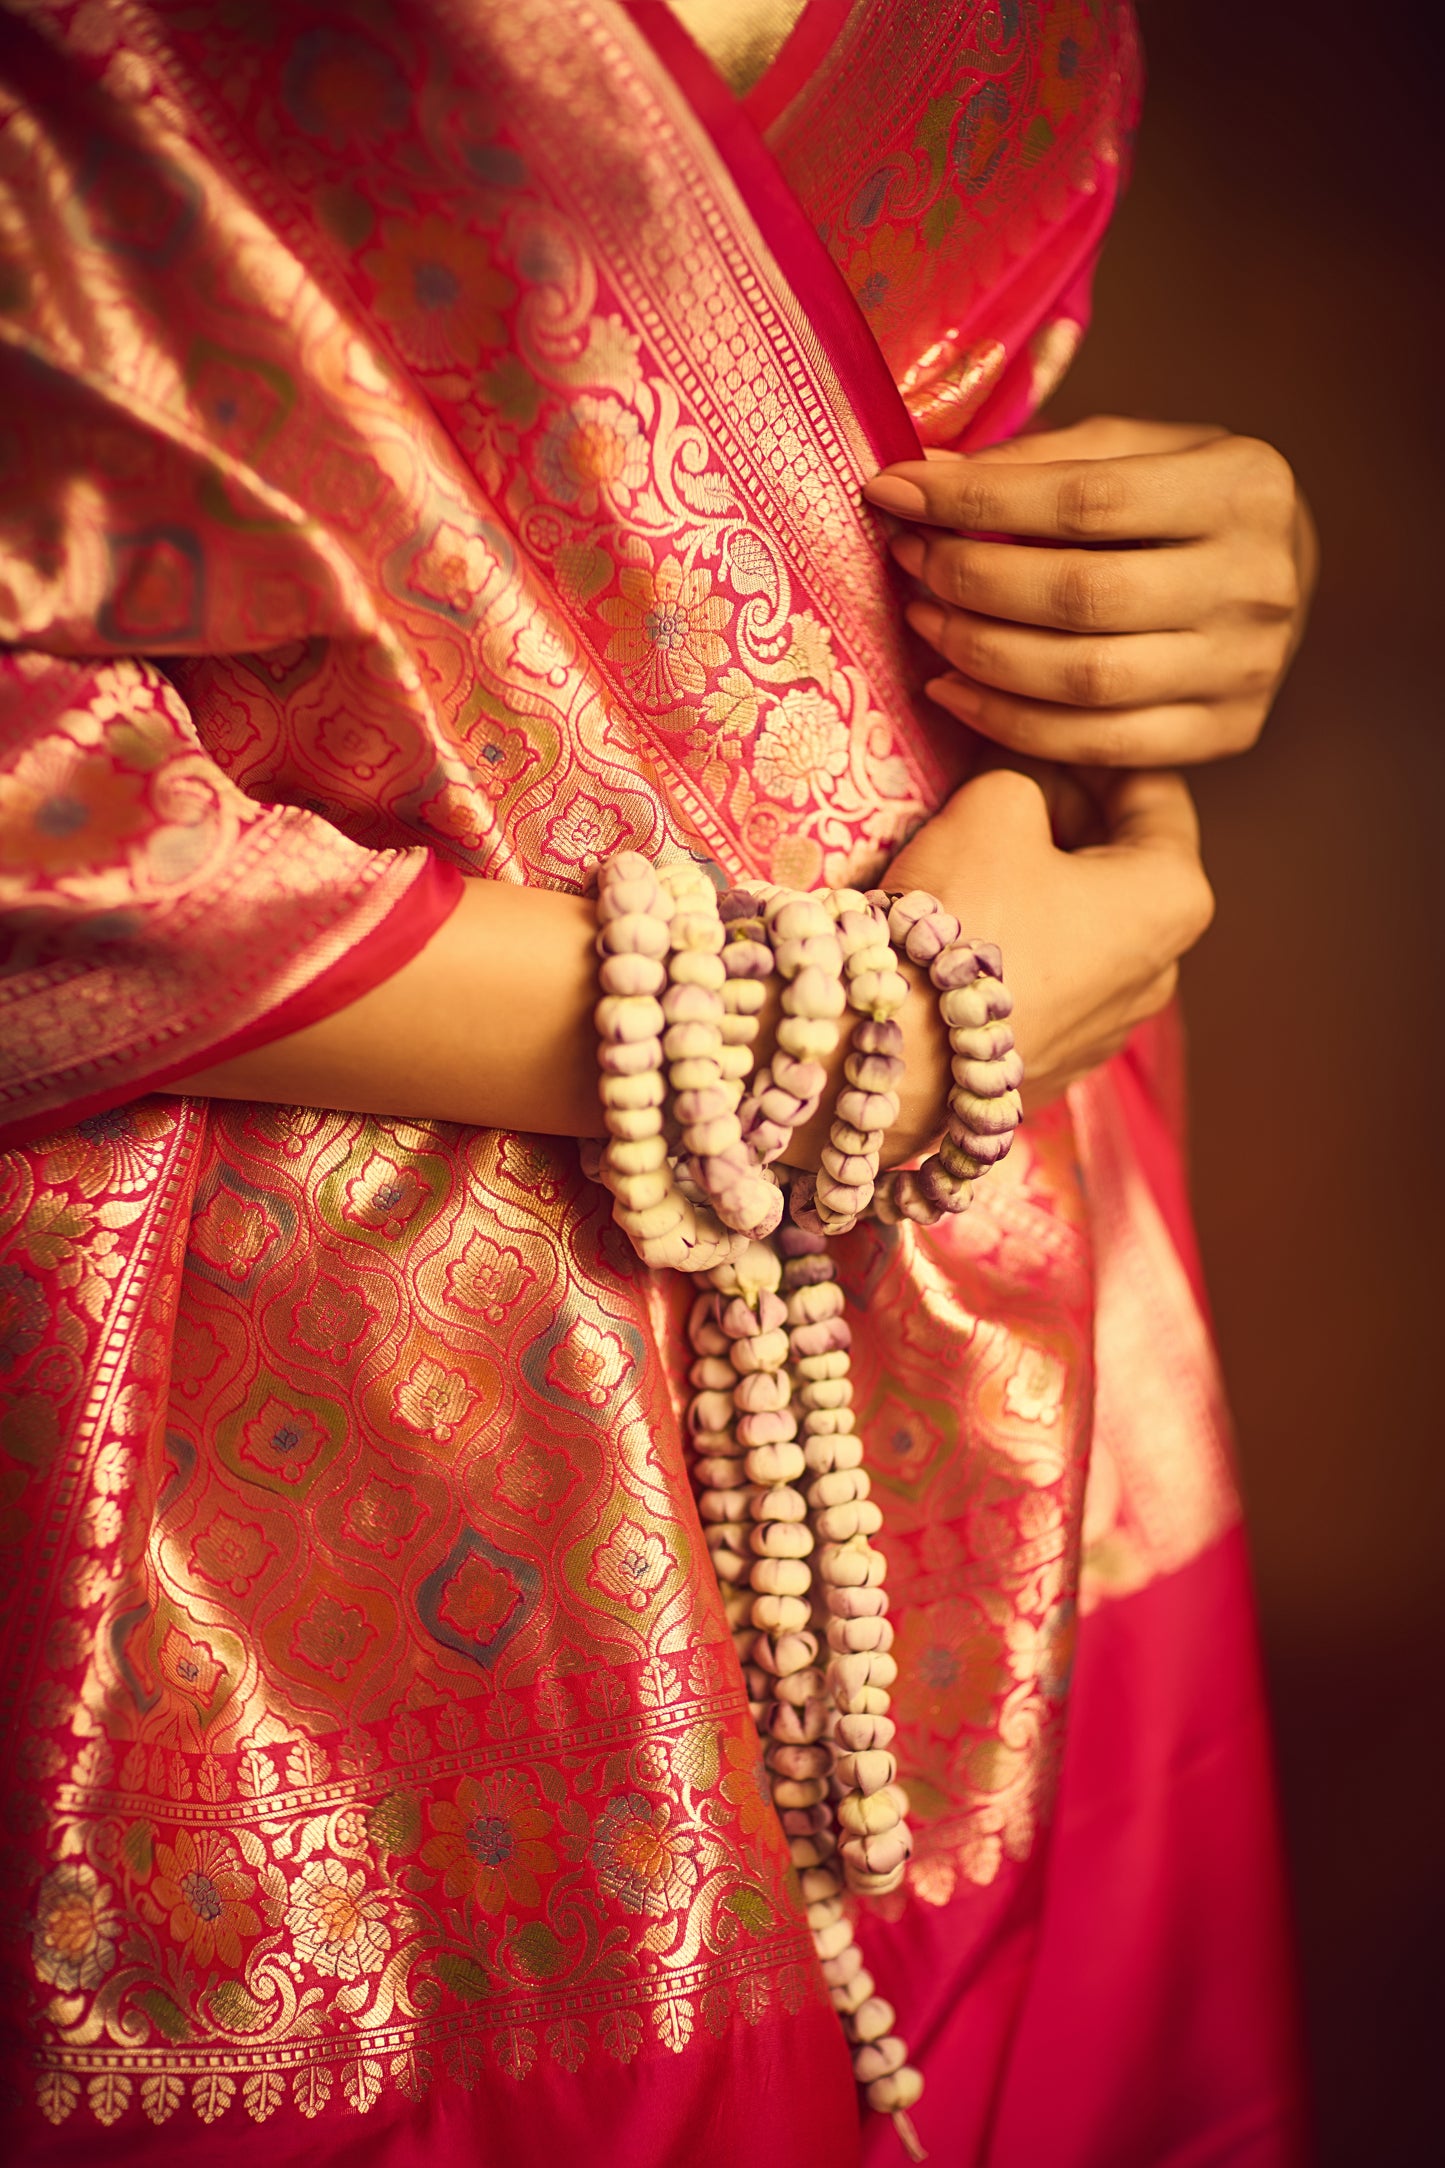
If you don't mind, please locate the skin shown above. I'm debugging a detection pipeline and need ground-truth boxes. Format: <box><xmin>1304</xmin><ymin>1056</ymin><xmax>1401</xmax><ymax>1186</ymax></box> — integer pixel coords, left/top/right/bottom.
<box><xmin>180</xmin><ymin>417</ymin><xmax>1312</xmax><ymax>1154</ymax></box>
<box><xmin>863</xmin><ymin>415</ymin><xmax>1318</xmax><ymax>768</ymax></box>
<box><xmin>180</xmin><ymin>769</ymin><xmax>1211</xmax><ymax>1161</ymax></box>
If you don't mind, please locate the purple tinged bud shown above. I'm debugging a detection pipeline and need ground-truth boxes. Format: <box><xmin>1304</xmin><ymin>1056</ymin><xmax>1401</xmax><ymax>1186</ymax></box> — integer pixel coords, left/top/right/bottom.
<box><xmin>916</xmin><ymin>1160</ymin><xmax>970</xmax><ymax>1214</ymax></box>
<box><xmin>724</xmin><ymin>939</ymin><xmax>773</xmax><ymax>979</ymax></box>
<box><xmin>752</xmin><ymin>1119</ymin><xmax>793</xmax><ymax>1161</ymax></box>
<box><xmin>854</xmin><ymin>1017</ymin><xmax>904</xmax><ymax>1057</ymax></box>
<box><xmin>886</xmin><ymin>890</ymin><xmax>938</xmax><ymax>943</ymax></box>
<box><xmin>759</xmin><ymin>1289</ymin><xmax>789</xmax><ymax>1333</ymax></box>
<box><xmin>952</xmin><ymin>1058</ymin><xmax>1013</xmax><ymax>1098</ymax></box>
<box><xmin>821</xmin><ymin>1146</ymin><xmax>875</xmax><ymax>1186</ymax></box>
<box><xmin>786</xmin><ymin>1175</ymin><xmax>827</xmax><ymax>1240</ymax></box>
<box><xmin>938</xmin><ymin>1136</ymin><xmax>983</xmax><ymax>1180</ymax></box>
<box><xmin>791</xmin><ymin>1315</ymin><xmax>853</xmax><ymax>1357</ymax></box>
<box><xmin>904</xmin><ymin>910</ymin><xmax>962</xmax><ymax>965</ymax></box>
<box><xmin>819</xmin><ymin>1178</ymin><xmax>871</xmax><ymax>1216</ymax></box>
<box><xmin>970</xmin><ymin>940</ymin><xmax>1004</xmax><ymax>979</ymax></box>
<box><xmin>675</xmin><ymin>1085</ymin><xmax>732</xmax><ymax>1123</ymax></box>
<box><xmin>845</xmin><ymin>1050</ymin><xmax>905</xmax><ymax>1093</ymax></box>
<box><xmin>760</xmin><ymin>1085</ymin><xmax>807</xmax><ymax>1124</ymax></box>
<box><xmin>929</xmin><ymin>945</ymin><xmax>984</xmax><ymax>991</ymax></box>
<box><xmin>912</xmin><ymin>1163</ymin><xmax>949</xmax><ymax>1207</ymax></box>
<box><xmin>778</xmin><ymin>1215</ymin><xmax>829</xmax><ymax>1257</ymax></box>
<box><xmin>714</xmin><ymin>1191</ymin><xmax>783</xmax><ymax>1241</ymax></box>
<box><xmin>949</xmin><ymin>1124</ymin><xmax>1013</xmax><ymax>1164</ymax></box>
<box><xmin>721</xmin><ymin>1289</ymin><xmax>788</xmax><ymax>1338</ymax></box>
<box><xmin>949</xmin><ymin>1086</ymin><xmax>1022</xmax><ymax>1134</ymax></box>
<box><xmin>837</xmin><ymin>1086</ymin><xmax>894</xmax><ymax>1131</ymax></box>
<box><xmin>892</xmin><ymin>1171</ymin><xmax>942</xmax><ymax>1225</ymax></box>
<box><xmin>772</xmin><ymin>1053</ymin><xmax>827</xmax><ymax>1099</ymax></box>
<box><xmin>688</xmin><ymin>1291</ymin><xmax>721</xmax><ymax>1336</ymax></box>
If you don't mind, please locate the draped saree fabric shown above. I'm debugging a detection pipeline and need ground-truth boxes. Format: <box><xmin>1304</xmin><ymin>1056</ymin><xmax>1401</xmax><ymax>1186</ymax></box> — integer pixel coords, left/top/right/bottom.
<box><xmin>0</xmin><ymin>4</ymin><xmax>1303</xmax><ymax>2161</ymax></box>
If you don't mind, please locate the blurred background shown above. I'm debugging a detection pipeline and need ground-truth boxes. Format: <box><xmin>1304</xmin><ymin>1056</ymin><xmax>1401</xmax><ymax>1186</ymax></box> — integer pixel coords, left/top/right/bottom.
<box><xmin>1055</xmin><ymin>1</ymin><xmax>1445</xmax><ymax>2159</ymax></box>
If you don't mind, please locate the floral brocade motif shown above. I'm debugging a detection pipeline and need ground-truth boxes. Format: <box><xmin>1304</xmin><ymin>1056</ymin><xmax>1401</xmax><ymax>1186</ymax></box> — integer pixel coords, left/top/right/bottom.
<box><xmin>3</xmin><ymin>1096</ymin><xmax>816</xmax><ymax>2132</ymax></box>
<box><xmin>0</xmin><ymin>0</ymin><xmax>1167</xmax><ymax>2140</ymax></box>
<box><xmin>769</xmin><ymin>0</ymin><xmax>1140</xmax><ymax>441</ymax></box>
<box><xmin>833</xmin><ymin>1102</ymin><xmax>1095</xmax><ymax>1905</ymax></box>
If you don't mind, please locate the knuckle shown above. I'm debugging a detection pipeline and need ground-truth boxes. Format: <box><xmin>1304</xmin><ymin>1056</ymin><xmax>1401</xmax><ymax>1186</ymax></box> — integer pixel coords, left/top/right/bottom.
<box><xmin>932</xmin><ymin>543</ymin><xmax>972</xmax><ymax>608</ymax></box>
<box><xmin>954</xmin><ymin>477</ymin><xmax>1004</xmax><ymax>532</ymax></box>
<box><xmin>1237</xmin><ymin>436</ymin><xmax>1297</xmax><ymax>523</ymax></box>
<box><xmin>1054</xmin><ymin>556</ymin><xmax>1122</xmax><ymax>631</ymax></box>
<box><xmin>1055</xmin><ymin>462</ymin><xmax>1128</xmax><ymax>539</ymax></box>
<box><xmin>1062</xmin><ymin>639</ymin><xmax>1127</xmax><ymax>708</ymax></box>
<box><xmin>1241</xmin><ymin>641</ymin><xmax>1284</xmax><ymax>698</ymax></box>
<box><xmin>1271</xmin><ymin>553</ymin><xmax>1303</xmax><ymax>616</ymax></box>
<box><xmin>1245</xmin><ymin>555</ymin><xmax>1300</xmax><ymax>623</ymax></box>
<box><xmin>1232</xmin><ymin>652</ymin><xmax>1271</xmax><ymax>699</ymax></box>
<box><xmin>962</xmin><ymin>624</ymin><xmax>1022</xmax><ymax>695</ymax></box>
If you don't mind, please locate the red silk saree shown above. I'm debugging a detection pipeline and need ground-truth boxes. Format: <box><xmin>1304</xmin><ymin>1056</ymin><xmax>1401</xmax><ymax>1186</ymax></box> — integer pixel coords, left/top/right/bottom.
<box><xmin>0</xmin><ymin>3</ymin><xmax>1304</xmax><ymax>2161</ymax></box>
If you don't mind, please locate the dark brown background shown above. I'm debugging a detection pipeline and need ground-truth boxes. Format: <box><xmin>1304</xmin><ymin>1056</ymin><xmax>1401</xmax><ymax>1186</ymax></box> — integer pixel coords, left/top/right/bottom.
<box><xmin>1054</xmin><ymin>2</ymin><xmax>1445</xmax><ymax>2159</ymax></box>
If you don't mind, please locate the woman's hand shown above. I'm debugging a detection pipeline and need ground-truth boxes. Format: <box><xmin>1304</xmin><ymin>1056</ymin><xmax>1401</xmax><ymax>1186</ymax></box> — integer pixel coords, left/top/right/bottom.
<box><xmin>178</xmin><ymin>770</ymin><xmax>1213</xmax><ymax>1169</ymax></box>
<box><xmin>864</xmin><ymin>415</ymin><xmax>1317</xmax><ymax>766</ymax></box>
<box><xmin>864</xmin><ymin>764</ymin><xmax>1214</xmax><ymax>1153</ymax></box>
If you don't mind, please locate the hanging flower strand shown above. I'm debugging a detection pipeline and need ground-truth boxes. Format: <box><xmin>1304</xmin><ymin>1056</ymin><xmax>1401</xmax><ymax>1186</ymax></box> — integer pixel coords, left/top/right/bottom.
<box><xmin>592</xmin><ymin>850</ymin><xmax>1023</xmax><ymax>2162</ymax></box>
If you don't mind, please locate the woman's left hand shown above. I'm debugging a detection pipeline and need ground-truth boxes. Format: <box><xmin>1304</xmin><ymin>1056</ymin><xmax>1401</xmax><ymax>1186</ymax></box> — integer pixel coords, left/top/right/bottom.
<box><xmin>864</xmin><ymin>415</ymin><xmax>1317</xmax><ymax>765</ymax></box>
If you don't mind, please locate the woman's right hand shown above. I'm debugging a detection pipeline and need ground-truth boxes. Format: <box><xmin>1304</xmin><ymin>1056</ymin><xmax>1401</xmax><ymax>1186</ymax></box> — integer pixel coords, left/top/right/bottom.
<box><xmin>875</xmin><ymin>765</ymin><xmax>1214</xmax><ymax>1155</ymax></box>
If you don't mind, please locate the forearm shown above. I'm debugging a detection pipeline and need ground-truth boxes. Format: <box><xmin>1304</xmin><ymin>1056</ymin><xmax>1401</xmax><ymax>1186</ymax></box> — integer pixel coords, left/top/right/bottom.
<box><xmin>174</xmin><ymin>879</ymin><xmax>604</xmax><ymax>1138</ymax></box>
<box><xmin>172</xmin><ymin>872</ymin><xmax>952</xmax><ymax>1168</ymax></box>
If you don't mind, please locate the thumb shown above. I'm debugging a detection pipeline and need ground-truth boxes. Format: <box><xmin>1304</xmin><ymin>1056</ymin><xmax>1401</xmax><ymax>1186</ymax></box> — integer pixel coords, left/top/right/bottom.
<box><xmin>884</xmin><ymin>766</ymin><xmax>1053</xmax><ymax>902</ymax></box>
<box><xmin>932</xmin><ymin>765</ymin><xmax>1056</xmax><ymax>855</ymax></box>
<box><xmin>1095</xmin><ymin>768</ymin><xmax>1202</xmax><ymax>856</ymax></box>
<box><xmin>972</xmin><ymin>417</ymin><xmax>1228</xmax><ymax>465</ymax></box>
<box><xmin>1086</xmin><ymin>769</ymin><xmax>1215</xmax><ymax>950</ymax></box>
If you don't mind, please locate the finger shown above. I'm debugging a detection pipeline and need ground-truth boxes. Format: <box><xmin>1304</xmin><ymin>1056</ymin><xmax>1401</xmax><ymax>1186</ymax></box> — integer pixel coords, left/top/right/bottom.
<box><xmin>866</xmin><ymin>441</ymin><xmax>1241</xmax><ymax>543</ymax></box>
<box><xmin>906</xmin><ymin>599</ymin><xmax>1231</xmax><ymax>707</ymax></box>
<box><xmin>924</xmin><ymin>674</ymin><xmax>1233</xmax><ymax>766</ymax></box>
<box><xmin>1095</xmin><ymin>767</ymin><xmax>1202</xmax><ymax>855</ymax></box>
<box><xmin>1022</xmin><ymin>967</ymin><xmax>1178</xmax><ymax>1110</ymax></box>
<box><xmin>892</xmin><ymin>528</ymin><xmax>1223</xmax><ymax>633</ymax></box>
<box><xmin>1079</xmin><ymin>772</ymin><xmax>1213</xmax><ymax>957</ymax></box>
<box><xmin>974</xmin><ymin>416</ymin><xmax>1228</xmax><ymax>465</ymax></box>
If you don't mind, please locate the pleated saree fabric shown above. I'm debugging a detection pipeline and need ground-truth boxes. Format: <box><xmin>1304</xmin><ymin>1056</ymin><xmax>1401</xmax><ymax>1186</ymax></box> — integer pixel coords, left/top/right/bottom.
<box><xmin>0</xmin><ymin>4</ymin><xmax>1302</xmax><ymax>2161</ymax></box>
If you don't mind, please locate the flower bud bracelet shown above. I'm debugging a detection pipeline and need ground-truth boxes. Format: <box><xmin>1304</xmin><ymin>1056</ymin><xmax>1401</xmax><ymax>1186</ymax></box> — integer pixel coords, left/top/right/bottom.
<box><xmin>587</xmin><ymin>851</ymin><xmax>1023</xmax><ymax>2159</ymax></box>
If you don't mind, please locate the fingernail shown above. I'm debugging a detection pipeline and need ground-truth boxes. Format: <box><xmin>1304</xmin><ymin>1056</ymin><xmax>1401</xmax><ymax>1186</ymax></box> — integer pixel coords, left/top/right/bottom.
<box><xmin>905</xmin><ymin>599</ymin><xmax>946</xmax><ymax>643</ymax></box>
<box><xmin>864</xmin><ymin>474</ymin><xmax>928</xmax><ymax>516</ymax></box>
<box><xmin>889</xmin><ymin>532</ymin><xmax>926</xmax><ymax>576</ymax></box>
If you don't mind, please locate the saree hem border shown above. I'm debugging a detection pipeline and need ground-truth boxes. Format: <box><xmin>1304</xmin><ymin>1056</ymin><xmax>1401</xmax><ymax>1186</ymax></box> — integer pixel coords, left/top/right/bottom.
<box><xmin>0</xmin><ymin>853</ymin><xmax>463</xmax><ymax>1152</ymax></box>
<box><xmin>621</xmin><ymin>0</ymin><xmax>919</xmax><ymax>468</ymax></box>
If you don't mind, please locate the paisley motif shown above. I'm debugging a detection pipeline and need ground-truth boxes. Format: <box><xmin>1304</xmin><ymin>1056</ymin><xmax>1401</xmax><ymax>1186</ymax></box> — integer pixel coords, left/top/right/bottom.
<box><xmin>0</xmin><ymin>2</ymin><xmax>1230</xmax><ymax>2148</ymax></box>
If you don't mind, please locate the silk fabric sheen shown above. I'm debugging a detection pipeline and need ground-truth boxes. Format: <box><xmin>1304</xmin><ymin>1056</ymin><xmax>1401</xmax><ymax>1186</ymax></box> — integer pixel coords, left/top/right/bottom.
<box><xmin>0</xmin><ymin>4</ymin><xmax>1301</xmax><ymax>2161</ymax></box>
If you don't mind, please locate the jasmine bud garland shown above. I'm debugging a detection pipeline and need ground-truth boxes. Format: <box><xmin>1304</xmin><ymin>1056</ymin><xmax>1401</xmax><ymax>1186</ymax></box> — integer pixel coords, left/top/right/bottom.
<box><xmin>589</xmin><ymin>851</ymin><xmax>1023</xmax><ymax>2157</ymax></box>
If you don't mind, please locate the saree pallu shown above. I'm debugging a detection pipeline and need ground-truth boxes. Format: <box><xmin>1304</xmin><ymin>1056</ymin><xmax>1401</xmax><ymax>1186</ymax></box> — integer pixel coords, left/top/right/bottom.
<box><xmin>0</xmin><ymin>3</ymin><xmax>1303</xmax><ymax>2161</ymax></box>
